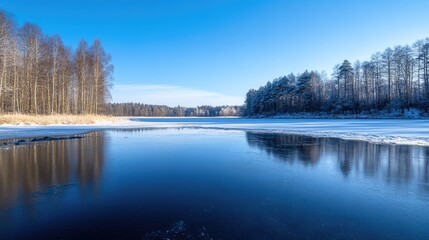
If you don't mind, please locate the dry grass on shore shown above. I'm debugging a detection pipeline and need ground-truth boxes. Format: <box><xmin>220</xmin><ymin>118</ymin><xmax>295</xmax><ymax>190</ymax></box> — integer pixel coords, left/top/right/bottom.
<box><xmin>0</xmin><ymin>114</ymin><xmax>119</xmax><ymax>125</ymax></box>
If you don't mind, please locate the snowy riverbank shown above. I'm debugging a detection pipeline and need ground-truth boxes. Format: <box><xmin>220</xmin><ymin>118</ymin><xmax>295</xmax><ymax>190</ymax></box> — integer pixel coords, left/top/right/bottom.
<box><xmin>2</xmin><ymin>117</ymin><xmax>429</xmax><ymax>146</ymax></box>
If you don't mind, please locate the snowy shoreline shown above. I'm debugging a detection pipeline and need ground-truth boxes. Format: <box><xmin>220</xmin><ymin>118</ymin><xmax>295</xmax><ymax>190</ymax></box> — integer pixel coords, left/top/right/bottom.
<box><xmin>1</xmin><ymin>117</ymin><xmax>429</xmax><ymax>146</ymax></box>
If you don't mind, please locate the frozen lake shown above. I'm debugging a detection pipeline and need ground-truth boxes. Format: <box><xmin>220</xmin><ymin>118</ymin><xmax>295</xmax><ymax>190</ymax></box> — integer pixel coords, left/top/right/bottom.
<box><xmin>1</xmin><ymin>128</ymin><xmax>429</xmax><ymax>239</ymax></box>
<box><xmin>3</xmin><ymin>117</ymin><xmax>429</xmax><ymax>145</ymax></box>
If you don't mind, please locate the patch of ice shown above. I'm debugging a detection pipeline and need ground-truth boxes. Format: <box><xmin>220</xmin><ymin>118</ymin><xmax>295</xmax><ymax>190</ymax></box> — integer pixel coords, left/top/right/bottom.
<box><xmin>2</xmin><ymin>118</ymin><xmax>429</xmax><ymax>146</ymax></box>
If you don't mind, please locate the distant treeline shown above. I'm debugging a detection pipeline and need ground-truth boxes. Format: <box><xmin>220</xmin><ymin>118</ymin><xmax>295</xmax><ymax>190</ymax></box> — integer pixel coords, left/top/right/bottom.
<box><xmin>106</xmin><ymin>103</ymin><xmax>243</xmax><ymax>117</ymax></box>
<box><xmin>0</xmin><ymin>10</ymin><xmax>113</xmax><ymax>114</ymax></box>
<box><xmin>245</xmin><ymin>38</ymin><xmax>429</xmax><ymax>116</ymax></box>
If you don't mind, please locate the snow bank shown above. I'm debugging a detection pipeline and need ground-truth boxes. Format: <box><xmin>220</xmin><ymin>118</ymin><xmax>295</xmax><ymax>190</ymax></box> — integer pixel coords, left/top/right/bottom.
<box><xmin>1</xmin><ymin>118</ymin><xmax>429</xmax><ymax>146</ymax></box>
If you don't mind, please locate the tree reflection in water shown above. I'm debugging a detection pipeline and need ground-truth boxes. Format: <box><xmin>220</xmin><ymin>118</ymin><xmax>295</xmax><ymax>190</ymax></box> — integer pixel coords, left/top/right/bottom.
<box><xmin>0</xmin><ymin>131</ymin><xmax>105</xmax><ymax>210</ymax></box>
<box><xmin>246</xmin><ymin>131</ymin><xmax>429</xmax><ymax>193</ymax></box>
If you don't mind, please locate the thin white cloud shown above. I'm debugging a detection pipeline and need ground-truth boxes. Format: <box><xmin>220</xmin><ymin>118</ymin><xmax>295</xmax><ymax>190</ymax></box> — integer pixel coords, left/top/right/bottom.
<box><xmin>111</xmin><ymin>84</ymin><xmax>244</xmax><ymax>107</ymax></box>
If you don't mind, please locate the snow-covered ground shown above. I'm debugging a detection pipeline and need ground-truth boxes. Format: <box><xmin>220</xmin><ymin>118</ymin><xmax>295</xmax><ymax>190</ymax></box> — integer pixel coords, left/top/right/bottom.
<box><xmin>2</xmin><ymin>117</ymin><xmax>429</xmax><ymax>146</ymax></box>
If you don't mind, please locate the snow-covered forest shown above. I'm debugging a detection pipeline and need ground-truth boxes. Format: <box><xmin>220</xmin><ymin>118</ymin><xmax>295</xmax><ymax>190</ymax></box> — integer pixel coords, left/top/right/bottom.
<box><xmin>245</xmin><ymin>38</ymin><xmax>429</xmax><ymax>117</ymax></box>
<box><xmin>107</xmin><ymin>103</ymin><xmax>242</xmax><ymax>117</ymax></box>
<box><xmin>0</xmin><ymin>10</ymin><xmax>113</xmax><ymax>115</ymax></box>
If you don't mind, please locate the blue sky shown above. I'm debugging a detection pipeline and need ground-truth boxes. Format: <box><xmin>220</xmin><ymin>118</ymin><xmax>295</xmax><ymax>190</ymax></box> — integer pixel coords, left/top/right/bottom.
<box><xmin>2</xmin><ymin>0</ymin><xmax>429</xmax><ymax>106</ymax></box>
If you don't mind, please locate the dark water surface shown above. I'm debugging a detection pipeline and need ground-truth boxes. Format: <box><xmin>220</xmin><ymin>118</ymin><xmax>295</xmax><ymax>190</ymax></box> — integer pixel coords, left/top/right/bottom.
<box><xmin>1</xmin><ymin>128</ymin><xmax>429</xmax><ymax>240</ymax></box>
